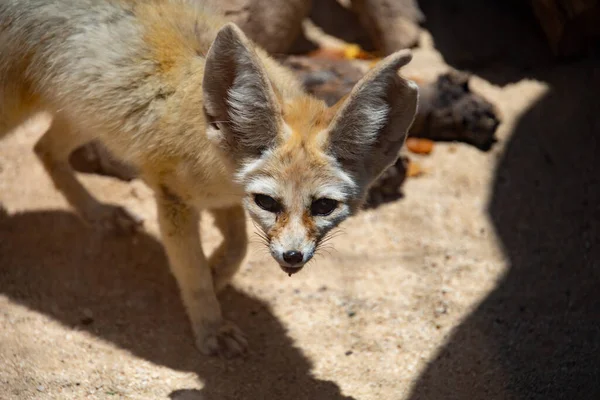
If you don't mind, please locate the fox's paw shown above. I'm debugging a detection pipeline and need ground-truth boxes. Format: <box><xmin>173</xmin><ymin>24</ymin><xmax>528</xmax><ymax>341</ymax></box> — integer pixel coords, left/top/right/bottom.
<box><xmin>84</xmin><ymin>204</ymin><xmax>144</xmax><ymax>235</ymax></box>
<box><xmin>196</xmin><ymin>320</ymin><xmax>248</xmax><ymax>358</ymax></box>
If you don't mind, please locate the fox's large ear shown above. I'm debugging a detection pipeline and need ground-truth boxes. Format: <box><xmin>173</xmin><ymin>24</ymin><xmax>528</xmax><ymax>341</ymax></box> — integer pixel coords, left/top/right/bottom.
<box><xmin>325</xmin><ymin>50</ymin><xmax>418</xmax><ymax>186</ymax></box>
<box><xmin>203</xmin><ymin>23</ymin><xmax>281</xmax><ymax>160</ymax></box>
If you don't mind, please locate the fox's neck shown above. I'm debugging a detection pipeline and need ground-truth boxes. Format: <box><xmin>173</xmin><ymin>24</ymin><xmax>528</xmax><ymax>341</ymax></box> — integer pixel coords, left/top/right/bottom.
<box><xmin>136</xmin><ymin>3</ymin><xmax>312</xmax><ymax>170</ymax></box>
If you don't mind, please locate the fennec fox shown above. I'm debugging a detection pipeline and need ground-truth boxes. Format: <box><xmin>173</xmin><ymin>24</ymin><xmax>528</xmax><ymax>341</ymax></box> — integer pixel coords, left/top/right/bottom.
<box><xmin>0</xmin><ymin>0</ymin><xmax>418</xmax><ymax>357</ymax></box>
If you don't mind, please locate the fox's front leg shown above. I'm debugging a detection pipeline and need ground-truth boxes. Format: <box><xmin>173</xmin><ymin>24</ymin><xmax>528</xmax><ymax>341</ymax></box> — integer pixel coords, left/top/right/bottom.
<box><xmin>156</xmin><ymin>191</ymin><xmax>247</xmax><ymax>358</ymax></box>
<box><xmin>209</xmin><ymin>205</ymin><xmax>248</xmax><ymax>293</ymax></box>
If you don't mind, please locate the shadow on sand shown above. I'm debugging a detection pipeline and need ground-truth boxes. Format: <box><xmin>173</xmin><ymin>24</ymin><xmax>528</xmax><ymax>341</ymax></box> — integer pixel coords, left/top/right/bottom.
<box><xmin>0</xmin><ymin>210</ymin><xmax>354</xmax><ymax>400</ymax></box>
<box><xmin>408</xmin><ymin>1</ymin><xmax>600</xmax><ymax>398</ymax></box>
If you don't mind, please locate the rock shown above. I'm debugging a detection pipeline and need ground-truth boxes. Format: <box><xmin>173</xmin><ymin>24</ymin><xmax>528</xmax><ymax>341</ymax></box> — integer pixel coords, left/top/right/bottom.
<box><xmin>413</xmin><ymin>70</ymin><xmax>501</xmax><ymax>151</ymax></box>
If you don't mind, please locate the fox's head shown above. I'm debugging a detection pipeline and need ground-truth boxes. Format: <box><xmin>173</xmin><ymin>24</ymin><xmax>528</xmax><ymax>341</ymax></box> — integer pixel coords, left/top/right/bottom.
<box><xmin>203</xmin><ymin>24</ymin><xmax>418</xmax><ymax>275</ymax></box>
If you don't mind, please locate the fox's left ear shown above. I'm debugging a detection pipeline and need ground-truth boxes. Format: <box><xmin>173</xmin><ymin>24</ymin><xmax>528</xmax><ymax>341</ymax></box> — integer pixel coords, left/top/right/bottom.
<box><xmin>203</xmin><ymin>23</ymin><xmax>281</xmax><ymax>161</ymax></box>
<box><xmin>325</xmin><ymin>50</ymin><xmax>419</xmax><ymax>186</ymax></box>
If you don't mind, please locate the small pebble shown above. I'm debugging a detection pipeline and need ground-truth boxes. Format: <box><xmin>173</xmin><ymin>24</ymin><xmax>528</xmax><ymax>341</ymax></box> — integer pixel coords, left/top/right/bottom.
<box><xmin>347</xmin><ymin>310</ymin><xmax>356</xmax><ymax>318</ymax></box>
<box><xmin>37</xmin><ymin>385</ymin><xmax>45</xmax><ymax>392</ymax></box>
<box><xmin>434</xmin><ymin>303</ymin><xmax>448</xmax><ymax>316</ymax></box>
<box><xmin>345</xmin><ymin>350</ymin><xmax>353</xmax><ymax>356</ymax></box>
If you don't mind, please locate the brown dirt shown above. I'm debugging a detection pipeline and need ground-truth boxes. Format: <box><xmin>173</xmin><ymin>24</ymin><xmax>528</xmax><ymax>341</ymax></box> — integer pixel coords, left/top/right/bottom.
<box><xmin>1</xmin><ymin>4</ymin><xmax>599</xmax><ymax>399</ymax></box>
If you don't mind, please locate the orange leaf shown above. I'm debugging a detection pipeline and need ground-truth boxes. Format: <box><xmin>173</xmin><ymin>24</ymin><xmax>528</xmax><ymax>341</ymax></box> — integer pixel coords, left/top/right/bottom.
<box><xmin>308</xmin><ymin>45</ymin><xmax>378</xmax><ymax>61</ymax></box>
<box><xmin>406</xmin><ymin>138</ymin><xmax>434</xmax><ymax>155</ymax></box>
<box><xmin>406</xmin><ymin>160</ymin><xmax>425</xmax><ymax>177</ymax></box>
<box><xmin>342</xmin><ymin>44</ymin><xmax>377</xmax><ymax>60</ymax></box>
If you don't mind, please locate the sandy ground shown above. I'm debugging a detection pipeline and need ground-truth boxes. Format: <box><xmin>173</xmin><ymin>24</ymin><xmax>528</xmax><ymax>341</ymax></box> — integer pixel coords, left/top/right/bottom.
<box><xmin>1</xmin><ymin>3</ymin><xmax>599</xmax><ymax>399</ymax></box>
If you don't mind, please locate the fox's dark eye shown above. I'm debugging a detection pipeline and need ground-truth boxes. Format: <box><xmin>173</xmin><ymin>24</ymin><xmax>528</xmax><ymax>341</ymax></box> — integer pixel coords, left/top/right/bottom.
<box><xmin>311</xmin><ymin>198</ymin><xmax>338</xmax><ymax>216</ymax></box>
<box><xmin>254</xmin><ymin>194</ymin><xmax>282</xmax><ymax>213</ymax></box>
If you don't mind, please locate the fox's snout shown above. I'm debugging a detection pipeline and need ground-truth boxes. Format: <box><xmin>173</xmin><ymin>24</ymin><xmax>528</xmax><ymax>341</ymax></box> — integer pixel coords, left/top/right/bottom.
<box><xmin>268</xmin><ymin>215</ymin><xmax>316</xmax><ymax>274</ymax></box>
<box><xmin>278</xmin><ymin>251</ymin><xmax>307</xmax><ymax>276</ymax></box>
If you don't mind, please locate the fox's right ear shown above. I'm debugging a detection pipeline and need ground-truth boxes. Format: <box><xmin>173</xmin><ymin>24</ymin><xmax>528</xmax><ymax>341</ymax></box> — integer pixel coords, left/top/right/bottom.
<box><xmin>203</xmin><ymin>23</ymin><xmax>281</xmax><ymax>161</ymax></box>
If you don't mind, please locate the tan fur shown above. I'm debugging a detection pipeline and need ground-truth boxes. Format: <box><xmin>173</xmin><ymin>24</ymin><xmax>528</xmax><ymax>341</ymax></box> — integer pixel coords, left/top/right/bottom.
<box><xmin>0</xmin><ymin>0</ymin><xmax>418</xmax><ymax>358</ymax></box>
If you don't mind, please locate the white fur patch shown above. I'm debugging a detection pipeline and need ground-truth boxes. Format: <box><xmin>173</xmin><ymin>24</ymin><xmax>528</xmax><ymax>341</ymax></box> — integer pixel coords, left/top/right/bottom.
<box><xmin>313</xmin><ymin>185</ymin><xmax>350</xmax><ymax>202</ymax></box>
<box><xmin>353</xmin><ymin>79</ymin><xmax>391</xmax><ymax>144</ymax></box>
<box><xmin>245</xmin><ymin>175</ymin><xmax>280</xmax><ymax>197</ymax></box>
<box><xmin>234</xmin><ymin>149</ymin><xmax>273</xmax><ymax>183</ymax></box>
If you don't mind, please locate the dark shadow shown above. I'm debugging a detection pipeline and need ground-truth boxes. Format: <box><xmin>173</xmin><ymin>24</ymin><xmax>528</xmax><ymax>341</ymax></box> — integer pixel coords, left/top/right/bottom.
<box><xmin>407</xmin><ymin>4</ymin><xmax>600</xmax><ymax>396</ymax></box>
<box><xmin>287</xmin><ymin>31</ymin><xmax>320</xmax><ymax>55</ymax></box>
<box><xmin>286</xmin><ymin>0</ymin><xmax>375</xmax><ymax>55</ymax></box>
<box><xmin>417</xmin><ymin>0</ymin><xmax>555</xmax><ymax>86</ymax></box>
<box><xmin>0</xmin><ymin>210</ymin><xmax>354</xmax><ymax>400</ymax></box>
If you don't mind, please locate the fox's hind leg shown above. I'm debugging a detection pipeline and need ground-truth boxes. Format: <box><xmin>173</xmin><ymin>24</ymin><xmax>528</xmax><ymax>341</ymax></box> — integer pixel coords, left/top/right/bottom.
<box><xmin>34</xmin><ymin>115</ymin><xmax>143</xmax><ymax>233</ymax></box>
<box><xmin>208</xmin><ymin>205</ymin><xmax>248</xmax><ymax>293</ymax></box>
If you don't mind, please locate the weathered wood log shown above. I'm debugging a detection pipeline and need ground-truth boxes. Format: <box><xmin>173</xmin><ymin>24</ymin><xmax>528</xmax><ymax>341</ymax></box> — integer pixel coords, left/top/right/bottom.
<box><xmin>204</xmin><ymin>0</ymin><xmax>312</xmax><ymax>54</ymax></box>
<box><xmin>350</xmin><ymin>0</ymin><xmax>424</xmax><ymax>53</ymax></box>
<box><xmin>208</xmin><ymin>0</ymin><xmax>425</xmax><ymax>55</ymax></box>
<box><xmin>363</xmin><ymin>155</ymin><xmax>409</xmax><ymax>209</ymax></box>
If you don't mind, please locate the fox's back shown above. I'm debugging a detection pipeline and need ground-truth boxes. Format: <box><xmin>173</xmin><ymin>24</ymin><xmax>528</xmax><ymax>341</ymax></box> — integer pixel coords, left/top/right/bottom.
<box><xmin>0</xmin><ymin>0</ymin><xmax>220</xmax><ymax>75</ymax></box>
<box><xmin>0</xmin><ymin>0</ymin><xmax>145</xmax><ymax>84</ymax></box>
<box><xmin>0</xmin><ymin>0</ymin><xmax>223</xmax><ymax>138</ymax></box>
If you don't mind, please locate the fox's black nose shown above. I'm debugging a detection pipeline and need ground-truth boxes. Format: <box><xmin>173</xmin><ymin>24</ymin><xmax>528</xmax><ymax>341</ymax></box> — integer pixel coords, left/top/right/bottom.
<box><xmin>283</xmin><ymin>250</ymin><xmax>303</xmax><ymax>265</ymax></box>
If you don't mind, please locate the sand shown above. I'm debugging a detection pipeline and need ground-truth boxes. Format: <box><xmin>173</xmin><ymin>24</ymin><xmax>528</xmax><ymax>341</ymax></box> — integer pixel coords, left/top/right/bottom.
<box><xmin>1</xmin><ymin>3</ymin><xmax>599</xmax><ymax>398</ymax></box>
